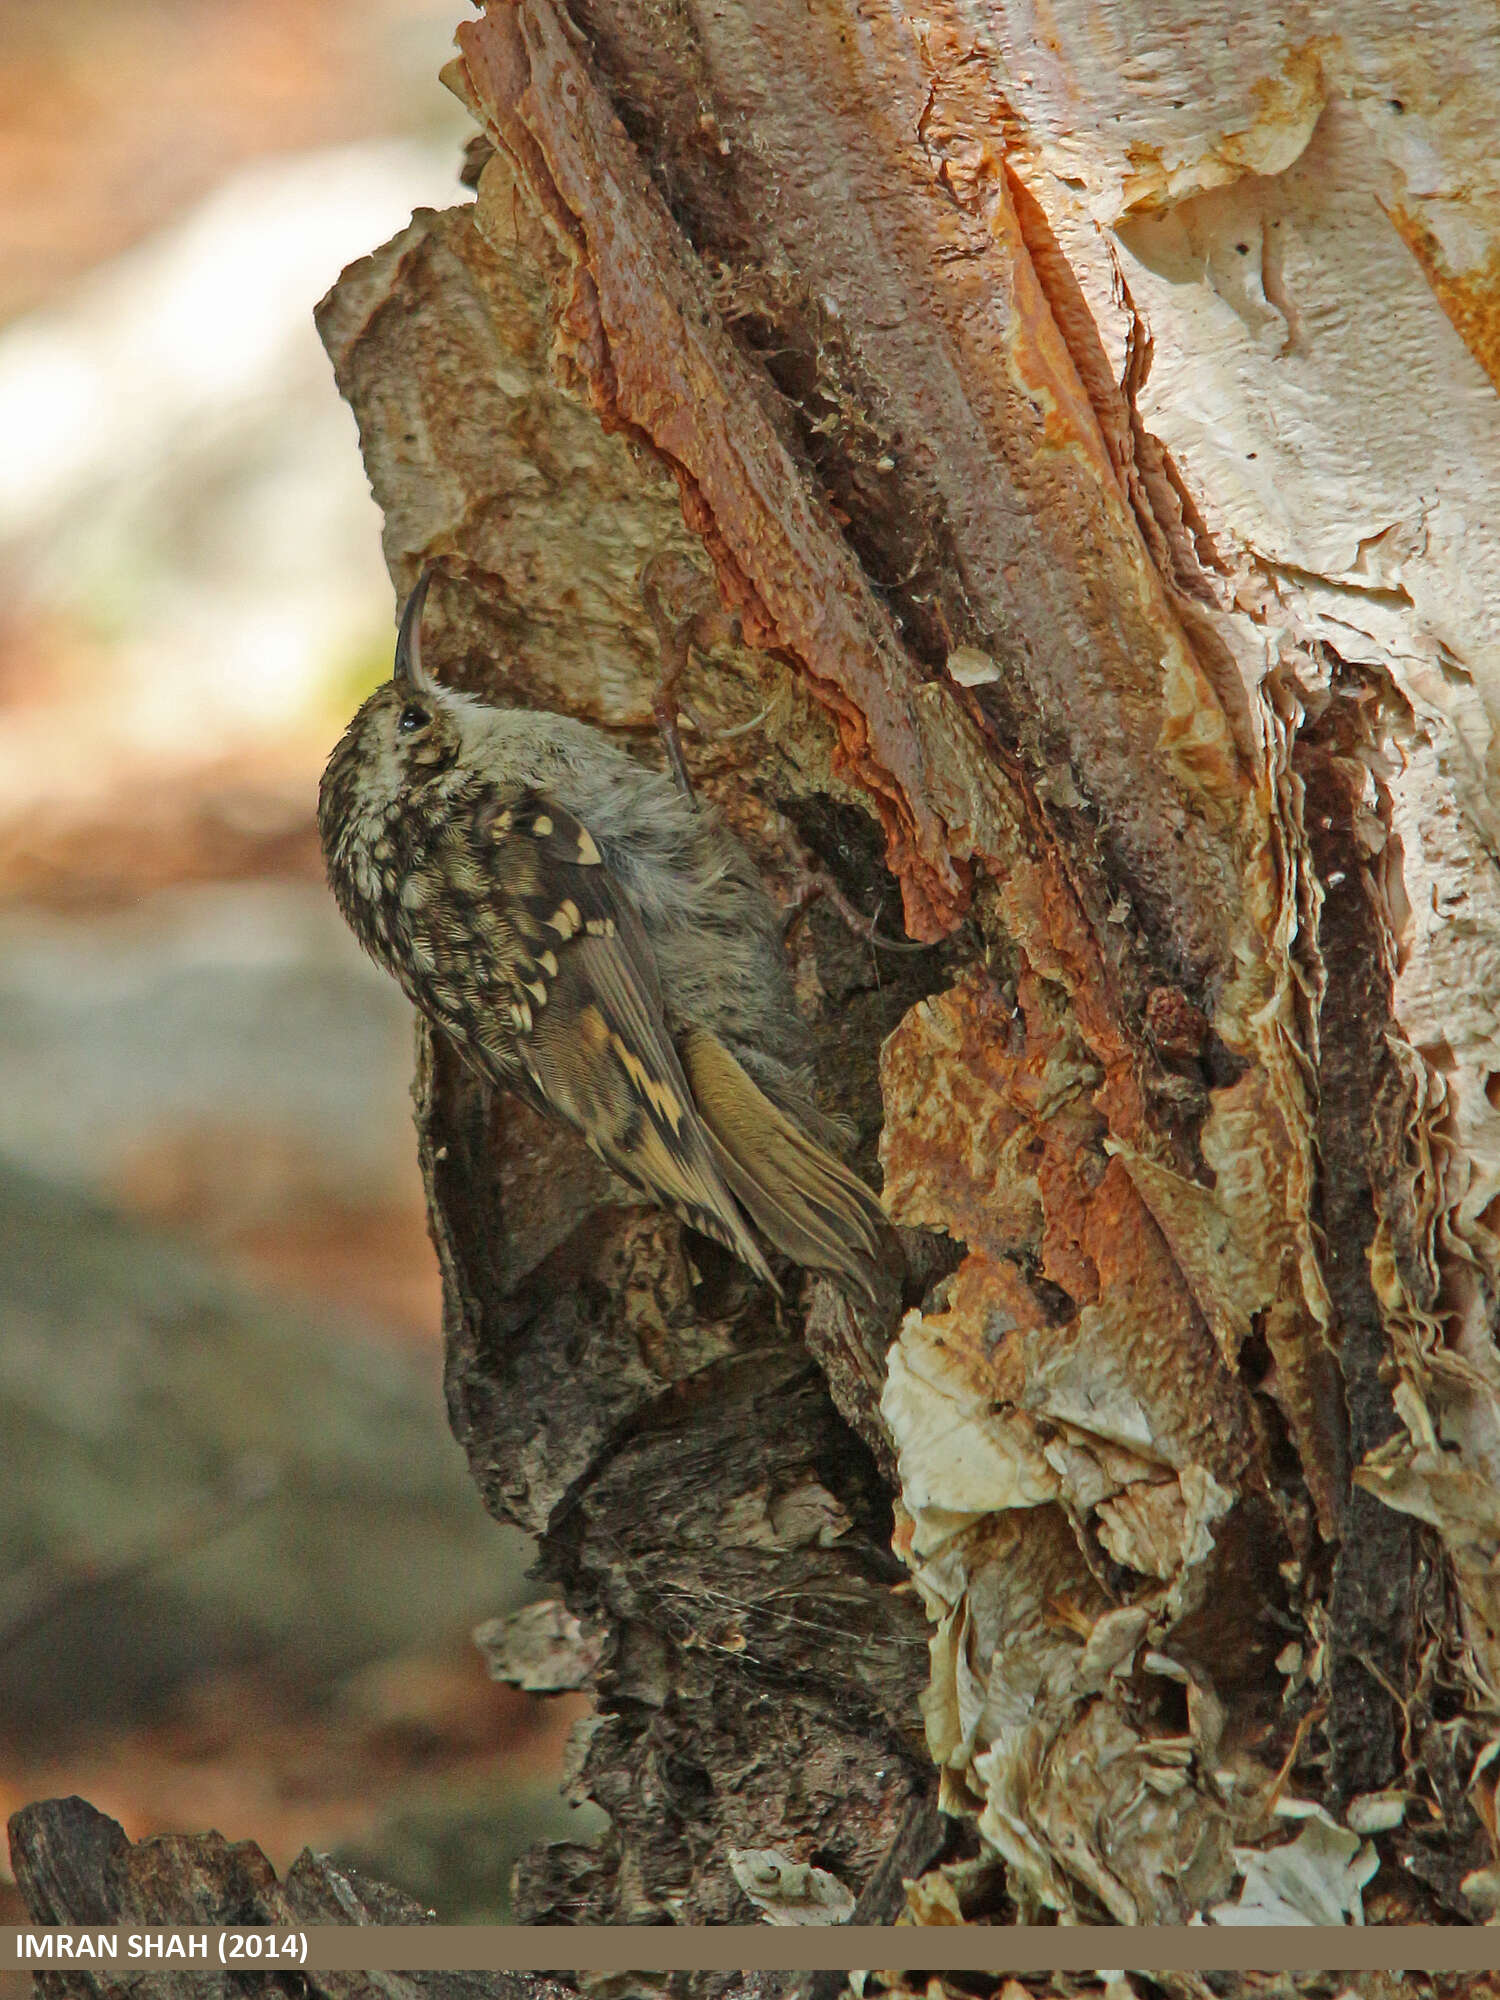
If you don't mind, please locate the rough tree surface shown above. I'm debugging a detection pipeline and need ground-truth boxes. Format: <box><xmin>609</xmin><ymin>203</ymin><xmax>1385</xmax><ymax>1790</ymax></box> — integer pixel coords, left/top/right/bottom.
<box><xmin>15</xmin><ymin>0</ymin><xmax>1500</xmax><ymax>1979</ymax></box>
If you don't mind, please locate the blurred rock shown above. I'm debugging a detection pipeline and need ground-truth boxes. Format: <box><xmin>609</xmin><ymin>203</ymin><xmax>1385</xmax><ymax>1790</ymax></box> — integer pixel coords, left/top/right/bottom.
<box><xmin>0</xmin><ymin>762</ymin><xmax>324</xmax><ymax>913</ymax></box>
<box><xmin>332</xmin><ymin>1775</ymin><xmax>607</xmax><ymax>1925</ymax></box>
<box><xmin>0</xmin><ymin>1160</ymin><xmax>529</xmax><ymax>1745</ymax></box>
<box><xmin>0</xmin><ymin>1646</ymin><xmax>588</xmax><ymax>1913</ymax></box>
<box><xmin>0</xmin><ymin>880</ymin><xmax>440</xmax><ymax>1330</ymax></box>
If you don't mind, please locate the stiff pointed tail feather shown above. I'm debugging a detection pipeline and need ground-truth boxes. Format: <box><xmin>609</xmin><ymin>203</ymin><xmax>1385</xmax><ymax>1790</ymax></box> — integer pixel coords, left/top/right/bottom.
<box><xmin>678</xmin><ymin>1027</ymin><xmax>886</xmax><ymax>1308</ymax></box>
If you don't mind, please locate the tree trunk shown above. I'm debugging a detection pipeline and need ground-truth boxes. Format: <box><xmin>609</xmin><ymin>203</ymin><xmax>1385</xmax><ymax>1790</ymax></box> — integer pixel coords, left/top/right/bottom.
<box><xmin>308</xmin><ymin>0</ymin><xmax>1500</xmax><ymax>1933</ymax></box>
<box><xmin>26</xmin><ymin>0</ymin><xmax>1497</xmax><ymax>1954</ymax></box>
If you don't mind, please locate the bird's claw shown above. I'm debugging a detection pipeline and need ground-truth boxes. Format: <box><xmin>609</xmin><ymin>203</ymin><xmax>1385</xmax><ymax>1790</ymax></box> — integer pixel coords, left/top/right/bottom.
<box><xmin>641</xmin><ymin>553</ymin><xmax>742</xmax><ymax>802</ymax></box>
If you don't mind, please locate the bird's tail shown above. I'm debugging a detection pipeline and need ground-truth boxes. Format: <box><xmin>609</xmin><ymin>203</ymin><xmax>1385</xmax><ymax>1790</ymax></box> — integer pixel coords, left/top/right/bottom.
<box><xmin>678</xmin><ymin>1027</ymin><xmax>886</xmax><ymax>1309</ymax></box>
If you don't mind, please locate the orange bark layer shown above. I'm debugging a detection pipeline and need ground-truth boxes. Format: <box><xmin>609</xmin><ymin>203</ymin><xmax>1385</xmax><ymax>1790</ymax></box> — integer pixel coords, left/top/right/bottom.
<box><xmin>457</xmin><ymin>1</ymin><xmax>971</xmax><ymax>941</ymax></box>
<box><xmin>882</xmin><ymin>966</ymin><xmax>1253</xmax><ymax>1485</ymax></box>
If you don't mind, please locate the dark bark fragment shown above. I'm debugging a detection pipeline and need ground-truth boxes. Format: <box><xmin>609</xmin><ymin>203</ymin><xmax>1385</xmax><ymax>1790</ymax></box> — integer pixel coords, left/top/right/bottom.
<box><xmin>9</xmin><ymin>1796</ymin><xmax>561</xmax><ymax>2000</ymax></box>
<box><xmin>1292</xmin><ymin>672</ymin><xmax>1418</xmax><ymax>1803</ymax></box>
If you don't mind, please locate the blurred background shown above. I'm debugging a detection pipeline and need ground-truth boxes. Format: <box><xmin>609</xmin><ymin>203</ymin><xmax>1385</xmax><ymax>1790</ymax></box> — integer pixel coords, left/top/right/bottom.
<box><xmin>0</xmin><ymin>0</ymin><xmax>598</xmax><ymax>1936</ymax></box>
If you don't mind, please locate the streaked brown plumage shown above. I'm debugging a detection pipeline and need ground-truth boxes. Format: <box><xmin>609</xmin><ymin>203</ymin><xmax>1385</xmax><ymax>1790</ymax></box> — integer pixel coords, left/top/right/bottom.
<box><xmin>317</xmin><ymin>573</ymin><xmax>886</xmax><ymax>1305</ymax></box>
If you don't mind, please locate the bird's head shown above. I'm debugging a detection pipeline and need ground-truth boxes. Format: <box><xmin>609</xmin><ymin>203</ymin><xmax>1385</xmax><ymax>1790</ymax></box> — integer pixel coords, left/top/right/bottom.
<box><xmin>317</xmin><ymin>568</ymin><xmax>485</xmax><ymax>859</ymax></box>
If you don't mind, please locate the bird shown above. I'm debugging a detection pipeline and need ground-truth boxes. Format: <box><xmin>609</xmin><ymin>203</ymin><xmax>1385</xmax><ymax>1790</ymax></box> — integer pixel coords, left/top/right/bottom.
<box><xmin>317</xmin><ymin>568</ymin><xmax>888</xmax><ymax>1306</ymax></box>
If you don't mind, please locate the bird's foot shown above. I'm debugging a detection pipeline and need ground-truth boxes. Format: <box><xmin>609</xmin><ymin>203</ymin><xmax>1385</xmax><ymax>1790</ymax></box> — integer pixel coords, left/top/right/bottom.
<box><xmin>781</xmin><ymin>856</ymin><xmax>928</xmax><ymax>954</ymax></box>
<box><xmin>640</xmin><ymin>552</ymin><xmax>741</xmax><ymax>801</ymax></box>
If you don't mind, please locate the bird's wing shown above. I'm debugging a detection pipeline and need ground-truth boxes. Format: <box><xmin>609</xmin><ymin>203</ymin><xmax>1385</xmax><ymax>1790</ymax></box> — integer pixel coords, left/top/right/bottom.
<box><xmin>462</xmin><ymin>788</ymin><xmax>775</xmax><ymax>1282</ymax></box>
<box><xmin>677</xmin><ymin>1028</ymin><xmax>886</xmax><ymax>1309</ymax></box>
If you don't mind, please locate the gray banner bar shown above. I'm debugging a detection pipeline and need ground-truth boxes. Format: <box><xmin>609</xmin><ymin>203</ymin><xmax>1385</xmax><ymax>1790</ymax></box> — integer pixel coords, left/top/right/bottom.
<box><xmin>3</xmin><ymin>1927</ymin><xmax>1499</xmax><ymax>1973</ymax></box>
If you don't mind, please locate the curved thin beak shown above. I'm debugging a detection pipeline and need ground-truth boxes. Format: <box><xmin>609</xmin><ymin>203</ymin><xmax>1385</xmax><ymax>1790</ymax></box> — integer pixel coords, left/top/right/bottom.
<box><xmin>394</xmin><ymin>566</ymin><xmax>438</xmax><ymax>695</ymax></box>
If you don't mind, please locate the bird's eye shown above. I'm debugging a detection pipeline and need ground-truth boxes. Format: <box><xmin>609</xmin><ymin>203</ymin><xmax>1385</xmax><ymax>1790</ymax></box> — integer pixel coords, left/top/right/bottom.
<box><xmin>397</xmin><ymin>703</ymin><xmax>430</xmax><ymax>735</ymax></box>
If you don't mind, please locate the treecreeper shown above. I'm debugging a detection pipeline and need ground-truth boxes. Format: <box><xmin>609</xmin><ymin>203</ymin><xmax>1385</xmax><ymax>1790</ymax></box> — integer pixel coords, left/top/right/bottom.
<box><xmin>317</xmin><ymin>569</ymin><xmax>889</xmax><ymax>1306</ymax></box>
